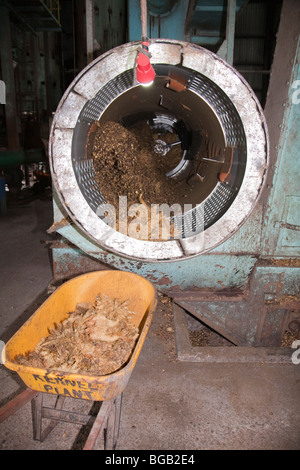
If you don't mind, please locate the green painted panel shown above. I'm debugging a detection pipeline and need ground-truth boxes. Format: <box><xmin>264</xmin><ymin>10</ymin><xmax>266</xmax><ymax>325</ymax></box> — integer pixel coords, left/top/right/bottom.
<box><xmin>262</xmin><ymin>40</ymin><xmax>300</xmax><ymax>257</ymax></box>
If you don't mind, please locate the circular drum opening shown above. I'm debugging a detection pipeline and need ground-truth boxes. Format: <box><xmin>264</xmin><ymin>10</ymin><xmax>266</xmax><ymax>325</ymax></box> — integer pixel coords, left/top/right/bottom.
<box><xmin>72</xmin><ymin>64</ymin><xmax>247</xmax><ymax>238</ymax></box>
<box><xmin>50</xmin><ymin>40</ymin><xmax>268</xmax><ymax>261</ymax></box>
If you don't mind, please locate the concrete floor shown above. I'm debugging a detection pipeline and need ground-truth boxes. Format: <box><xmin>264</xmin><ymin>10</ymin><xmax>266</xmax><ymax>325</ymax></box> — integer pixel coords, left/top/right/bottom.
<box><xmin>0</xmin><ymin>197</ymin><xmax>300</xmax><ymax>450</ymax></box>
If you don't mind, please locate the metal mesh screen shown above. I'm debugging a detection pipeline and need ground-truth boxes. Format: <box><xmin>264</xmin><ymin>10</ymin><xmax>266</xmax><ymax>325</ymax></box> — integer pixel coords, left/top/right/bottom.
<box><xmin>72</xmin><ymin>66</ymin><xmax>246</xmax><ymax>238</ymax></box>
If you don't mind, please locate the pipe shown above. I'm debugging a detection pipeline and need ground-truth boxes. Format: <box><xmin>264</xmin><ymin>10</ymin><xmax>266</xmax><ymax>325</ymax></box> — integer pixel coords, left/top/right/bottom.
<box><xmin>140</xmin><ymin>0</ymin><xmax>148</xmax><ymax>39</ymax></box>
<box><xmin>0</xmin><ymin>150</ymin><xmax>45</xmax><ymax>168</ymax></box>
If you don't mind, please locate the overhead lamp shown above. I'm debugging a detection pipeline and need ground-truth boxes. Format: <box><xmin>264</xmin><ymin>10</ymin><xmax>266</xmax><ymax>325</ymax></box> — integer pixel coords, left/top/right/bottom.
<box><xmin>136</xmin><ymin>38</ymin><xmax>156</xmax><ymax>86</ymax></box>
<box><xmin>135</xmin><ymin>0</ymin><xmax>155</xmax><ymax>86</ymax></box>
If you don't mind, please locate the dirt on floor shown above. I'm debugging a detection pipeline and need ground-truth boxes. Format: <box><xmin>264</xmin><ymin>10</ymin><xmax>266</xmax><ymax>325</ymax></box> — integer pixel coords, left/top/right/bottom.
<box><xmin>152</xmin><ymin>293</ymin><xmax>177</xmax><ymax>361</ymax></box>
<box><xmin>281</xmin><ymin>329</ymin><xmax>300</xmax><ymax>347</ymax></box>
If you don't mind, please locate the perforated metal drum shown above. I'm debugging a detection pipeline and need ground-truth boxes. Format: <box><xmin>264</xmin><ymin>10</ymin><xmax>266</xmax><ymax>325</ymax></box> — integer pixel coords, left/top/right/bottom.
<box><xmin>49</xmin><ymin>39</ymin><xmax>269</xmax><ymax>261</ymax></box>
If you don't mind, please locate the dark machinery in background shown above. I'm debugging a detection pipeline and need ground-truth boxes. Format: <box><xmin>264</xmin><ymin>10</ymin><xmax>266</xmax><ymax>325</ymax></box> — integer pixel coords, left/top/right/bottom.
<box><xmin>1</xmin><ymin>0</ymin><xmax>299</xmax><ymax>349</ymax></box>
<box><xmin>0</xmin><ymin>0</ymin><xmax>62</xmax><ymax>204</ymax></box>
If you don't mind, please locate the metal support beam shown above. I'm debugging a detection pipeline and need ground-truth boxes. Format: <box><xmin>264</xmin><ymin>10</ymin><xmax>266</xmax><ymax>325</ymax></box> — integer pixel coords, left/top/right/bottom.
<box><xmin>39</xmin><ymin>0</ymin><xmax>61</xmax><ymax>26</ymax></box>
<box><xmin>226</xmin><ymin>0</ymin><xmax>236</xmax><ymax>65</ymax></box>
<box><xmin>1</xmin><ymin>0</ymin><xmax>37</xmax><ymax>36</ymax></box>
<box><xmin>217</xmin><ymin>0</ymin><xmax>237</xmax><ymax>65</ymax></box>
<box><xmin>44</xmin><ymin>32</ymin><xmax>53</xmax><ymax>116</ymax></box>
<box><xmin>85</xmin><ymin>0</ymin><xmax>95</xmax><ymax>64</ymax></box>
<box><xmin>184</xmin><ymin>0</ymin><xmax>196</xmax><ymax>34</ymax></box>
<box><xmin>75</xmin><ymin>0</ymin><xmax>86</xmax><ymax>72</ymax></box>
<box><xmin>0</xmin><ymin>149</ymin><xmax>45</xmax><ymax>168</ymax></box>
<box><xmin>262</xmin><ymin>0</ymin><xmax>300</xmax><ymax>258</ymax></box>
<box><xmin>173</xmin><ymin>303</ymin><xmax>296</xmax><ymax>363</ymax></box>
<box><xmin>173</xmin><ymin>264</ymin><xmax>300</xmax><ymax>347</ymax></box>
<box><xmin>0</xmin><ymin>4</ymin><xmax>20</xmax><ymax>150</ymax></box>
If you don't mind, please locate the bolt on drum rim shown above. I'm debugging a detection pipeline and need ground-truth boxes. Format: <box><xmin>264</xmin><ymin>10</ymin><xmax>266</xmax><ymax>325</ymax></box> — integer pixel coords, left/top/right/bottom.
<box><xmin>49</xmin><ymin>39</ymin><xmax>269</xmax><ymax>262</ymax></box>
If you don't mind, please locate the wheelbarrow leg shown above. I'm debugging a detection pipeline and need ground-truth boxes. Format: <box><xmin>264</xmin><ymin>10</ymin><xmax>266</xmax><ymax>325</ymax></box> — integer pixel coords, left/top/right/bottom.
<box><xmin>112</xmin><ymin>393</ymin><xmax>123</xmax><ymax>450</ymax></box>
<box><xmin>32</xmin><ymin>392</ymin><xmax>43</xmax><ymax>441</ymax></box>
<box><xmin>83</xmin><ymin>399</ymin><xmax>113</xmax><ymax>450</ymax></box>
<box><xmin>32</xmin><ymin>393</ymin><xmax>66</xmax><ymax>442</ymax></box>
<box><xmin>104</xmin><ymin>393</ymin><xmax>123</xmax><ymax>450</ymax></box>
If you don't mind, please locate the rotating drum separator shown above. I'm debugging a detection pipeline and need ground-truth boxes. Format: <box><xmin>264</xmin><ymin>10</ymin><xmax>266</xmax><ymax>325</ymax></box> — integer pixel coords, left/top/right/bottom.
<box><xmin>49</xmin><ymin>39</ymin><xmax>268</xmax><ymax>262</ymax></box>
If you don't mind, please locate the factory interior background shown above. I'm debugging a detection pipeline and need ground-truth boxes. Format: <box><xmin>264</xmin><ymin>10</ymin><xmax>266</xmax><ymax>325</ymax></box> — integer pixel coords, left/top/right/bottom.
<box><xmin>0</xmin><ymin>0</ymin><xmax>299</xmax><ymax>451</ymax></box>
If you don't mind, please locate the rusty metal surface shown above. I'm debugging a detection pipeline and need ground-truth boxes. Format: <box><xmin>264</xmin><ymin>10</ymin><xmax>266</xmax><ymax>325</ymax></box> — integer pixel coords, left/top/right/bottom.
<box><xmin>262</xmin><ymin>0</ymin><xmax>300</xmax><ymax>257</ymax></box>
<box><xmin>174</xmin><ymin>265</ymin><xmax>300</xmax><ymax>346</ymax></box>
<box><xmin>50</xmin><ymin>239</ymin><xmax>258</xmax><ymax>291</ymax></box>
<box><xmin>51</xmin><ymin>242</ymin><xmax>111</xmax><ymax>282</ymax></box>
<box><xmin>173</xmin><ymin>303</ymin><xmax>295</xmax><ymax>363</ymax></box>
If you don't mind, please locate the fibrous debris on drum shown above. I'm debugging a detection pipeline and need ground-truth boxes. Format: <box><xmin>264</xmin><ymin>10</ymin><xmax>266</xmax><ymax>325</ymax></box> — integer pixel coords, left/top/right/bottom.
<box><xmin>91</xmin><ymin>121</ymin><xmax>187</xmax><ymax>240</ymax></box>
<box><xmin>92</xmin><ymin>120</ymin><xmax>184</xmax><ymax>210</ymax></box>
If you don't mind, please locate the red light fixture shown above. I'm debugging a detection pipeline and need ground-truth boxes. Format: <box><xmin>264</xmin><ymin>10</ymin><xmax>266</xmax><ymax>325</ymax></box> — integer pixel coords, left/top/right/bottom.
<box><xmin>136</xmin><ymin>1</ymin><xmax>155</xmax><ymax>86</ymax></box>
<box><xmin>136</xmin><ymin>40</ymin><xmax>156</xmax><ymax>86</ymax></box>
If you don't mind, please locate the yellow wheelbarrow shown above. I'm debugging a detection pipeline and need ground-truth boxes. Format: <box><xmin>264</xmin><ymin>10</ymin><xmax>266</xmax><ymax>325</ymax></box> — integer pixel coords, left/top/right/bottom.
<box><xmin>1</xmin><ymin>270</ymin><xmax>157</xmax><ymax>449</ymax></box>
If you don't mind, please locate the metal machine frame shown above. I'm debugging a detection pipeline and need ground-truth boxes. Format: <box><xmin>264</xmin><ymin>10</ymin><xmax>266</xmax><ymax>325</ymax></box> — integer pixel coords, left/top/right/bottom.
<box><xmin>48</xmin><ymin>0</ymin><xmax>300</xmax><ymax>347</ymax></box>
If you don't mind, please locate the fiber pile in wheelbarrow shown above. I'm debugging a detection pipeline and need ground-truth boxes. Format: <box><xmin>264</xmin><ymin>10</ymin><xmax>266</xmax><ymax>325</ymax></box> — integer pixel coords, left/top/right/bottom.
<box><xmin>3</xmin><ymin>271</ymin><xmax>156</xmax><ymax>401</ymax></box>
<box><xmin>14</xmin><ymin>294</ymin><xmax>139</xmax><ymax>376</ymax></box>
